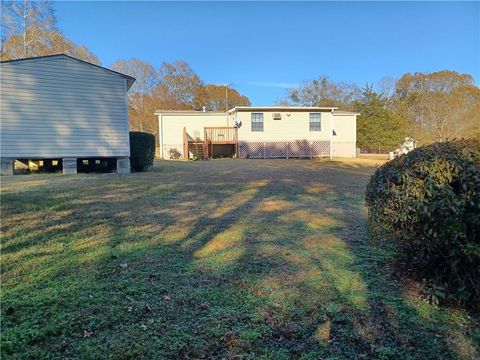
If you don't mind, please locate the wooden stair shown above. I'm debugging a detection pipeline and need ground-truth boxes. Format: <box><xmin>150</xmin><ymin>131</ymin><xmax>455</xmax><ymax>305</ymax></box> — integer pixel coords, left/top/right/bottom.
<box><xmin>189</xmin><ymin>141</ymin><xmax>206</xmax><ymax>160</ymax></box>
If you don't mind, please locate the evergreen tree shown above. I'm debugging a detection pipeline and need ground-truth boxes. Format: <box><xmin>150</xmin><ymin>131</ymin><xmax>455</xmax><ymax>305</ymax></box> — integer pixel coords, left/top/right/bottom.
<box><xmin>355</xmin><ymin>85</ymin><xmax>409</xmax><ymax>152</ymax></box>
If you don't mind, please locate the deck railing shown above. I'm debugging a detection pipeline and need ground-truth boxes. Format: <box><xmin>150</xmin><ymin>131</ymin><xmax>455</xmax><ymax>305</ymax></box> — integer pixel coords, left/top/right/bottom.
<box><xmin>183</xmin><ymin>126</ymin><xmax>239</xmax><ymax>160</ymax></box>
<box><xmin>204</xmin><ymin>127</ymin><xmax>238</xmax><ymax>144</ymax></box>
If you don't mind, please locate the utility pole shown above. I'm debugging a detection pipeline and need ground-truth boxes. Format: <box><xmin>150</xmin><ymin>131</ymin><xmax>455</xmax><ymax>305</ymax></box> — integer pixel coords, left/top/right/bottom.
<box><xmin>225</xmin><ymin>83</ymin><xmax>232</xmax><ymax>112</ymax></box>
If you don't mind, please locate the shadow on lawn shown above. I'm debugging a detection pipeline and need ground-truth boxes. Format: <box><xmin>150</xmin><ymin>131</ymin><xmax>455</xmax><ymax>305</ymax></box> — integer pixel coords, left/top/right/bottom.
<box><xmin>1</xmin><ymin>159</ymin><xmax>478</xmax><ymax>359</ymax></box>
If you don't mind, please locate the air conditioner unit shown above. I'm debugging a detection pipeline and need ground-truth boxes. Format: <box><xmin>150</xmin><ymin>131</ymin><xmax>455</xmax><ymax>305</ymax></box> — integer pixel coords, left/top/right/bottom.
<box><xmin>272</xmin><ymin>113</ymin><xmax>282</xmax><ymax>120</ymax></box>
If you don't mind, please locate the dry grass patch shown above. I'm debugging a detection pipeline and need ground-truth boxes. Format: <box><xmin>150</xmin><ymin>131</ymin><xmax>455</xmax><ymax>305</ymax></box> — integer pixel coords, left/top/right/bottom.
<box><xmin>1</xmin><ymin>159</ymin><xmax>478</xmax><ymax>359</ymax></box>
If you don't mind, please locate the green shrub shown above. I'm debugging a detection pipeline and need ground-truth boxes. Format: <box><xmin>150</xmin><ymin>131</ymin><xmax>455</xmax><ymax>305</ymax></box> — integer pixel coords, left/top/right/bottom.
<box><xmin>366</xmin><ymin>139</ymin><xmax>480</xmax><ymax>307</ymax></box>
<box><xmin>129</xmin><ymin>132</ymin><xmax>155</xmax><ymax>172</ymax></box>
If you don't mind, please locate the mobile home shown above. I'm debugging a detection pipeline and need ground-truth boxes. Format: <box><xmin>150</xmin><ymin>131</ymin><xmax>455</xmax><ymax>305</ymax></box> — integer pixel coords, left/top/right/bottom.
<box><xmin>0</xmin><ymin>54</ymin><xmax>135</xmax><ymax>175</ymax></box>
<box><xmin>155</xmin><ymin>106</ymin><xmax>358</xmax><ymax>160</ymax></box>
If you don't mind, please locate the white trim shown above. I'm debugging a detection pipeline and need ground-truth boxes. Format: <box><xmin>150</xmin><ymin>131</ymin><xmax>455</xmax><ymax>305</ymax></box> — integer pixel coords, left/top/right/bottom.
<box><xmin>154</xmin><ymin>111</ymin><xmax>226</xmax><ymax>116</ymax></box>
<box><xmin>124</xmin><ymin>79</ymin><xmax>131</xmax><ymax>157</ymax></box>
<box><xmin>353</xmin><ymin>115</ymin><xmax>357</xmax><ymax>157</ymax></box>
<box><xmin>228</xmin><ymin>106</ymin><xmax>338</xmax><ymax>114</ymax></box>
<box><xmin>329</xmin><ymin>112</ymin><xmax>333</xmax><ymax>159</ymax></box>
<box><xmin>332</xmin><ymin>111</ymin><xmax>361</xmax><ymax>116</ymax></box>
<box><xmin>159</xmin><ymin>115</ymin><xmax>164</xmax><ymax>159</ymax></box>
<box><xmin>1</xmin><ymin>54</ymin><xmax>136</xmax><ymax>89</ymax></box>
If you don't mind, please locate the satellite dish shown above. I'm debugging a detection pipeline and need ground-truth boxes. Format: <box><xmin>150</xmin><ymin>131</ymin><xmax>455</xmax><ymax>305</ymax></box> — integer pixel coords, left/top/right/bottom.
<box><xmin>232</xmin><ymin>116</ymin><xmax>242</xmax><ymax>128</ymax></box>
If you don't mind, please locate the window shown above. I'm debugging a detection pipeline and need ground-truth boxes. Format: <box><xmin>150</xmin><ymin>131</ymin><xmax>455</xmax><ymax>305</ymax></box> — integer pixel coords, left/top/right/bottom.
<box><xmin>309</xmin><ymin>113</ymin><xmax>321</xmax><ymax>131</ymax></box>
<box><xmin>251</xmin><ymin>113</ymin><xmax>264</xmax><ymax>131</ymax></box>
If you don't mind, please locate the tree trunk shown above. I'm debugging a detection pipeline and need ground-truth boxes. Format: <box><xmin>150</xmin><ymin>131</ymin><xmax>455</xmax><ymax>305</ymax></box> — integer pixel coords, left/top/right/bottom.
<box><xmin>23</xmin><ymin>0</ymin><xmax>28</xmax><ymax>57</ymax></box>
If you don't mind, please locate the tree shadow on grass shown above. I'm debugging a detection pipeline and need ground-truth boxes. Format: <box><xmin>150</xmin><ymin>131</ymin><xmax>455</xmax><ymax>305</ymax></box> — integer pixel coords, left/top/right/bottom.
<box><xmin>1</xmin><ymin>160</ymin><xmax>478</xmax><ymax>359</ymax></box>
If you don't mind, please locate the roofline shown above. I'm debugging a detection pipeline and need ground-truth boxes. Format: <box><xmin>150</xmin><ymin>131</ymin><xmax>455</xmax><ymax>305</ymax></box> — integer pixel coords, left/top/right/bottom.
<box><xmin>154</xmin><ymin>110</ymin><xmax>227</xmax><ymax>115</ymax></box>
<box><xmin>227</xmin><ymin>106</ymin><xmax>339</xmax><ymax>114</ymax></box>
<box><xmin>1</xmin><ymin>53</ymin><xmax>136</xmax><ymax>88</ymax></box>
<box><xmin>154</xmin><ymin>107</ymin><xmax>361</xmax><ymax>116</ymax></box>
<box><xmin>333</xmin><ymin>111</ymin><xmax>361</xmax><ymax>116</ymax></box>
<box><xmin>154</xmin><ymin>109</ymin><xmax>360</xmax><ymax>119</ymax></box>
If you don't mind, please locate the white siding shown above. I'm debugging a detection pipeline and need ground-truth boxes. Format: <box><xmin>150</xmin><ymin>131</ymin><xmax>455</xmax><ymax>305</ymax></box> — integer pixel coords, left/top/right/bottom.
<box><xmin>158</xmin><ymin>113</ymin><xmax>228</xmax><ymax>158</ymax></box>
<box><xmin>332</xmin><ymin>113</ymin><xmax>356</xmax><ymax>141</ymax></box>
<box><xmin>231</xmin><ymin>111</ymin><xmax>333</xmax><ymax>142</ymax></box>
<box><xmin>0</xmin><ymin>55</ymin><xmax>130</xmax><ymax>158</ymax></box>
<box><xmin>156</xmin><ymin>108</ymin><xmax>358</xmax><ymax>159</ymax></box>
<box><xmin>332</xmin><ymin>113</ymin><xmax>357</xmax><ymax>157</ymax></box>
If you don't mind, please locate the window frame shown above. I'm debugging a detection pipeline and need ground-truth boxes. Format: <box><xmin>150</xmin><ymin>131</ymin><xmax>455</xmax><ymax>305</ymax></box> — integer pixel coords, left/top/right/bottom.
<box><xmin>309</xmin><ymin>113</ymin><xmax>322</xmax><ymax>132</ymax></box>
<box><xmin>251</xmin><ymin>112</ymin><xmax>264</xmax><ymax>132</ymax></box>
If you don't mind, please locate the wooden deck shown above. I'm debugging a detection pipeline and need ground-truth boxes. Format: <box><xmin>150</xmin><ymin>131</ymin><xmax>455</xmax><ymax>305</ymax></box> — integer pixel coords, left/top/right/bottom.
<box><xmin>183</xmin><ymin>127</ymin><xmax>239</xmax><ymax>160</ymax></box>
<box><xmin>204</xmin><ymin>127</ymin><xmax>238</xmax><ymax>144</ymax></box>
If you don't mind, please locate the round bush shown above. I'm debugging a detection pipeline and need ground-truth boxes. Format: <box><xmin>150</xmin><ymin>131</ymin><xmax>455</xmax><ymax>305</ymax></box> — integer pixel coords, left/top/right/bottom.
<box><xmin>129</xmin><ymin>132</ymin><xmax>155</xmax><ymax>172</ymax></box>
<box><xmin>366</xmin><ymin>139</ymin><xmax>480</xmax><ymax>306</ymax></box>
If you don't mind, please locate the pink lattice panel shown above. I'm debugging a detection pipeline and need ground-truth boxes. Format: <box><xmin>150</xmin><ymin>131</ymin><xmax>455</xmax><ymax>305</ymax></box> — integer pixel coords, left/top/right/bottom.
<box><xmin>239</xmin><ymin>142</ymin><xmax>264</xmax><ymax>158</ymax></box>
<box><xmin>265</xmin><ymin>142</ymin><xmax>288</xmax><ymax>158</ymax></box>
<box><xmin>239</xmin><ymin>140</ymin><xmax>330</xmax><ymax>159</ymax></box>
<box><xmin>288</xmin><ymin>140</ymin><xmax>311</xmax><ymax>158</ymax></box>
<box><xmin>311</xmin><ymin>141</ymin><xmax>330</xmax><ymax>157</ymax></box>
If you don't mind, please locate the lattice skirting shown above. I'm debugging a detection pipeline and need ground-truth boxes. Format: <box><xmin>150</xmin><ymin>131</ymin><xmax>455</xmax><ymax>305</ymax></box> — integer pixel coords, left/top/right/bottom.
<box><xmin>163</xmin><ymin>144</ymin><xmax>184</xmax><ymax>159</ymax></box>
<box><xmin>239</xmin><ymin>141</ymin><xmax>330</xmax><ymax>159</ymax></box>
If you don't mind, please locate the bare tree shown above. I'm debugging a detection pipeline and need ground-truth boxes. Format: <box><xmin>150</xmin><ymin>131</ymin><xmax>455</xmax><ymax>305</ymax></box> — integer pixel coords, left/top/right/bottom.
<box><xmin>377</xmin><ymin>76</ymin><xmax>397</xmax><ymax>101</ymax></box>
<box><xmin>395</xmin><ymin>71</ymin><xmax>480</xmax><ymax>143</ymax></box>
<box><xmin>46</xmin><ymin>32</ymin><xmax>100</xmax><ymax>64</ymax></box>
<box><xmin>1</xmin><ymin>0</ymin><xmax>56</xmax><ymax>58</ymax></box>
<box><xmin>111</xmin><ymin>58</ymin><xmax>158</xmax><ymax>131</ymax></box>
<box><xmin>157</xmin><ymin>61</ymin><xmax>205</xmax><ymax>109</ymax></box>
<box><xmin>202</xmin><ymin>84</ymin><xmax>251</xmax><ymax>111</ymax></box>
<box><xmin>1</xmin><ymin>0</ymin><xmax>99</xmax><ymax>63</ymax></box>
<box><xmin>282</xmin><ymin>76</ymin><xmax>359</xmax><ymax>110</ymax></box>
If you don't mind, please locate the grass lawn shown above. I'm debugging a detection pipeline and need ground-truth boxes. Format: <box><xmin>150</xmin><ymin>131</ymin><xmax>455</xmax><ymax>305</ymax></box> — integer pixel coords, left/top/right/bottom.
<box><xmin>1</xmin><ymin>159</ymin><xmax>479</xmax><ymax>359</ymax></box>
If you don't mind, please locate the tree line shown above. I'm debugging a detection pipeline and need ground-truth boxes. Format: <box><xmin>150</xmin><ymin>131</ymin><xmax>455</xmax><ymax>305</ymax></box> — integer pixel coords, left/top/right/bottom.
<box><xmin>0</xmin><ymin>0</ymin><xmax>251</xmax><ymax>138</ymax></box>
<box><xmin>109</xmin><ymin>59</ymin><xmax>250</xmax><ymax>135</ymax></box>
<box><xmin>2</xmin><ymin>1</ymin><xmax>478</xmax><ymax>151</ymax></box>
<box><xmin>281</xmin><ymin>73</ymin><xmax>480</xmax><ymax>150</ymax></box>
<box><xmin>1</xmin><ymin>0</ymin><xmax>99</xmax><ymax>64</ymax></box>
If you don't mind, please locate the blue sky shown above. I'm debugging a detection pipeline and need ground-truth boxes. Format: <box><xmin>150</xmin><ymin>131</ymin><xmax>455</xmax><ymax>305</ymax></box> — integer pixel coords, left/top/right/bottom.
<box><xmin>54</xmin><ymin>1</ymin><xmax>480</xmax><ymax>105</ymax></box>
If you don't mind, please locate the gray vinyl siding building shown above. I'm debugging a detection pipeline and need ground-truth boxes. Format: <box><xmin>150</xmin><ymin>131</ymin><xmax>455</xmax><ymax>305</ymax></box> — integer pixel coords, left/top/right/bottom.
<box><xmin>0</xmin><ymin>54</ymin><xmax>135</xmax><ymax>174</ymax></box>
